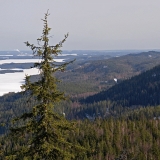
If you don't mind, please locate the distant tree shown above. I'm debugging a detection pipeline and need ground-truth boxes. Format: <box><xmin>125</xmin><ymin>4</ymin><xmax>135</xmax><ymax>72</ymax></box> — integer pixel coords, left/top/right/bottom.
<box><xmin>7</xmin><ymin>11</ymin><xmax>82</xmax><ymax>160</ymax></box>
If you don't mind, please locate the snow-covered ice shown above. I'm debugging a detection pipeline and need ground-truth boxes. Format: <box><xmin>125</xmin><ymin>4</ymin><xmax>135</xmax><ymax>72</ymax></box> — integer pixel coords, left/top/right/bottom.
<box><xmin>0</xmin><ymin>68</ymin><xmax>39</xmax><ymax>96</ymax></box>
<box><xmin>0</xmin><ymin>58</ymin><xmax>64</xmax><ymax>96</ymax></box>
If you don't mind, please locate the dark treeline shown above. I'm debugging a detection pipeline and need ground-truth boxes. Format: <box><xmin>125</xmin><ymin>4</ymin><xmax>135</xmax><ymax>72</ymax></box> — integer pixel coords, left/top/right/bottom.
<box><xmin>1</xmin><ymin>111</ymin><xmax>160</xmax><ymax>159</ymax></box>
<box><xmin>1</xmin><ymin>91</ymin><xmax>160</xmax><ymax>159</ymax></box>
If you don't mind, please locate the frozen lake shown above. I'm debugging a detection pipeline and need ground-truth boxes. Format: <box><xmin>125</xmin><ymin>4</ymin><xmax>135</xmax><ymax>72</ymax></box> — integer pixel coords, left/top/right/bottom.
<box><xmin>0</xmin><ymin>68</ymin><xmax>38</xmax><ymax>96</ymax></box>
<box><xmin>0</xmin><ymin>59</ymin><xmax>64</xmax><ymax>96</ymax></box>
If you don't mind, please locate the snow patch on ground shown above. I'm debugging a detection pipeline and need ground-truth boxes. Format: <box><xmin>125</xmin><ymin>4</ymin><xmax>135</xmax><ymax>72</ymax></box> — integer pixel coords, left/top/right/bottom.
<box><xmin>114</xmin><ymin>78</ymin><xmax>117</xmax><ymax>83</ymax></box>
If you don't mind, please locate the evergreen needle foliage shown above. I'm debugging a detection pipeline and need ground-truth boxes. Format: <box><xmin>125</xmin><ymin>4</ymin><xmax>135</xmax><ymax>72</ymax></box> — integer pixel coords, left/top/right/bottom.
<box><xmin>7</xmin><ymin>11</ymin><xmax>81</xmax><ymax>160</ymax></box>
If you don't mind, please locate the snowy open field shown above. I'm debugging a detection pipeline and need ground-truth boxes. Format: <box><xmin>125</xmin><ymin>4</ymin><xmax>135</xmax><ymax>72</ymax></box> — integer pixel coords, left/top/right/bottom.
<box><xmin>0</xmin><ymin>59</ymin><xmax>64</xmax><ymax>96</ymax></box>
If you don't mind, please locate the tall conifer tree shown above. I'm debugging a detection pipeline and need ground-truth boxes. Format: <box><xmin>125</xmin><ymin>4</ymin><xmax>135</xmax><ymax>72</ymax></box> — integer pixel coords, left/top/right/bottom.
<box><xmin>8</xmin><ymin>11</ymin><xmax>79</xmax><ymax>160</ymax></box>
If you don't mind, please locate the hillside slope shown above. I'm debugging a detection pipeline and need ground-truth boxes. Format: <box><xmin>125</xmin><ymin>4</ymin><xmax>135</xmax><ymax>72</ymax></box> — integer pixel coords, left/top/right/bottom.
<box><xmin>84</xmin><ymin>64</ymin><xmax>160</xmax><ymax>107</ymax></box>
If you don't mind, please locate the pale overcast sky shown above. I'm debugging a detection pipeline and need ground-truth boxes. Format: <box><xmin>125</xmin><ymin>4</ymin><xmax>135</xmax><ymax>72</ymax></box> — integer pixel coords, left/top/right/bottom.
<box><xmin>1</xmin><ymin>0</ymin><xmax>160</xmax><ymax>50</ymax></box>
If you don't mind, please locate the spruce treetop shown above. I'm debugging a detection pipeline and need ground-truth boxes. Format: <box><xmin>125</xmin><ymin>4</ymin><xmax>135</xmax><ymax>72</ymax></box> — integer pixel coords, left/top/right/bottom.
<box><xmin>7</xmin><ymin>11</ymin><xmax>83</xmax><ymax>160</ymax></box>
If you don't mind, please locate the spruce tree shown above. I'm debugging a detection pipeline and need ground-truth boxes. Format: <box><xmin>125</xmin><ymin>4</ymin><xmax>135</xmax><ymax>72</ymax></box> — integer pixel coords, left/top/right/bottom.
<box><xmin>8</xmin><ymin>11</ymin><xmax>80</xmax><ymax>160</ymax></box>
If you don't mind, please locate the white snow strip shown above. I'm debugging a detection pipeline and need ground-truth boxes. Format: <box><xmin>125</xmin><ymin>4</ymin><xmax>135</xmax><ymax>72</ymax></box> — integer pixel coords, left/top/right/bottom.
<box><xmin>0</xmin><ymin>55</ymin><xmax>13</xmax><ymax>56</ymax></box>
<box><xmin>0</xmin><ymin>58</ymin><xmax>64</xmax><ymax>64</ymax></box>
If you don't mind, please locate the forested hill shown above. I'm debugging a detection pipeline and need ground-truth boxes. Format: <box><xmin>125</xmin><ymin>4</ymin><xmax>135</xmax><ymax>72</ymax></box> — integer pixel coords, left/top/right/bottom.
<box><xmin>57</xmin><ymin>51</ymin><xmax>160</xmax><ymax>94</ymax></box>
<box><xmin>83</xmin><ymin>64</ymin><xmax>160</xmax><ymax>107</ymax></box>
<box><xmin>1</xmin><ymin>51</ymin><xmax>160</xmax><ymax>123</ymax></box>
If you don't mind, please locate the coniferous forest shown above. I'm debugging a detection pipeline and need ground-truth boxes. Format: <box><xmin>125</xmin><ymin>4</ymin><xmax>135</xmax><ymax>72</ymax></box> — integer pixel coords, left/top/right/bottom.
<box><xmin>1</xmin><ymin>12</ymin><xmax>160</xmax><ymax>160</ymax></box>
